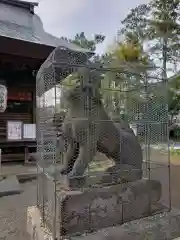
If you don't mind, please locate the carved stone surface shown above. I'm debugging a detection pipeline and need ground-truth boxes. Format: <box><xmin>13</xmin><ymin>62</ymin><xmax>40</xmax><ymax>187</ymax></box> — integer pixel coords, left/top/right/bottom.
<box><xmin>57</xmin><ymin>179</ymin><xmax>162</xmax><ymax>236</ymax></box>
<box><xmin>37</xmin><ymin>163</ymin><xmax>163</xmax><ymax>238</ymax></box>
<box><xmin>58</xmin><ymin>80</ymin><xmax>143</xmax><ymax>178</ymax></box>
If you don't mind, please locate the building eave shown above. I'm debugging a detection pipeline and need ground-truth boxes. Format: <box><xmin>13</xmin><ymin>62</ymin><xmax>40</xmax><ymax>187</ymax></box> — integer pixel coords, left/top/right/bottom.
<box><xmin>0</xmin><ymin>0</ymin><xmax>38</xmax><ymax>14</ymax></box>
<box><xmin>0</xmin><ymin>1</ymin><xmax>94</xmax><ymax>57</ymax></box>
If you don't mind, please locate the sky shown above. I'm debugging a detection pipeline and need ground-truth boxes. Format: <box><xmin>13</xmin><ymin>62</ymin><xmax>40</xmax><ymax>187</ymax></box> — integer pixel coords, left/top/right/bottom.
<box><xmin>32</xmin><ymin>0</ymin><xmax>150</xmax><ymax>54</ymax></box>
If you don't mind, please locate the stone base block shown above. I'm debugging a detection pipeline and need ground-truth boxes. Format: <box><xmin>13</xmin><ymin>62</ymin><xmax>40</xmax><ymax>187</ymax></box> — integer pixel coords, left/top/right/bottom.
<box><xmin>27</xmin><ymin>206</ymin><xmax>53</xmax><ymax>240</ymax></box>
<box><xmin>27</xmin><ymin>206</ymin><xmax>180</xmax><ymax>240</ymax></box>
<box><xmin>37</xmin><ymin>176</ymin><xmax>163</xmax><ymax>237</ymax></box>
<box><xmin>58</xmin><ymin>179</ymin><xmax>162</xmax><ymax>236</ymax></box>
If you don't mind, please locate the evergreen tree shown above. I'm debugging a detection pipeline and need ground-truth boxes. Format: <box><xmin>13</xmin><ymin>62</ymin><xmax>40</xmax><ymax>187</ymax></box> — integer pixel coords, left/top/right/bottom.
<box><xmin>120</xmin><ymin>0</ymin><xmax>180</xmax><ymax>119</ymax></box>
<box><xmin>120</xmin><ymin>0</ymin><xmax>180</xmax><ymax>76</ymax></box>
<box><xmin>101</xmin><ymin>33</ymin><xmax>154</xmax><ymax>120</ymax></box>
<box><xmin>61</xmin><ymin>32</ymin><xmax>105</xmax><ymax>52</ymax></box>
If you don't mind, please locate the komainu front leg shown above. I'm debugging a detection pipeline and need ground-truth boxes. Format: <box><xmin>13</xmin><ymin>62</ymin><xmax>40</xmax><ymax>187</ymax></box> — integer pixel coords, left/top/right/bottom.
<box><xmin>68</xmin><ymin>143</ymin><xmax>97</xmax><ymax>178</ymax></box>
<box><xmin>61</xmin><ymin>141</ymin><xmax>79</xmax><ymax>175</ymax></box>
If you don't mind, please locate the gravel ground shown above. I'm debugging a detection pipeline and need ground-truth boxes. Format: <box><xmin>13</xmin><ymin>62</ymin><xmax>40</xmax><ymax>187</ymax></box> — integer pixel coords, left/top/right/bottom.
<box><xmin>1</xmin><ymin>163</ymin><xmax>36</xmax><ymax>175</ymax></box>
<box><xmin>0</xmin><ymin>180</ymin><xmax>36</xmax><ymax>240</ymax></box>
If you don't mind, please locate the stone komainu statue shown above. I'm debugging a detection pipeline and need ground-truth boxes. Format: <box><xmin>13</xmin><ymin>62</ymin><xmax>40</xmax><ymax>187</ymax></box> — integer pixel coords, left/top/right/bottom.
<box><xmin>57</xmin><ymin>72</ymin><xmax>143</xmax><ymax>179</ymax></box>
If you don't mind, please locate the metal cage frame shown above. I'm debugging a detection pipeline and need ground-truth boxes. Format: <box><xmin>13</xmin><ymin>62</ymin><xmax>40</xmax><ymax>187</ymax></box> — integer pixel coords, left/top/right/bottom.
<box><xmin>36</xmin><ymin>46</ymin><xmax>171</xmax><ymax>239</ymax></box>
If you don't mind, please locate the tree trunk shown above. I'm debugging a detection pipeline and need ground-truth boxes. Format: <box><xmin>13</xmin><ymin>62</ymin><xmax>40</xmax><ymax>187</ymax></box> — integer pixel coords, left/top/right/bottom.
<box><xmin>162</xmin><ymin>38</ymin><xmax>167</xmax><ymax>80</ymax></box>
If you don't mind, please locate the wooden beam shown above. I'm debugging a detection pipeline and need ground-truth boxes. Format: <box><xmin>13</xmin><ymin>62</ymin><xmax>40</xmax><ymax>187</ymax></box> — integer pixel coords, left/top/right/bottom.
<box><xmin>0</xmin><ymin>36</ymin><xmax>54</xmax><ymax>60</ymax></box>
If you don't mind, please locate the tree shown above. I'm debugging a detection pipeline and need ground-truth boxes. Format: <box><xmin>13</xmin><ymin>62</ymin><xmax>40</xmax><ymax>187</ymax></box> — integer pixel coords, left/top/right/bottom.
<box><xmin>61</xmin><ymin>32</ymin><xmax>105</xmax><ymax>52</ymax></box>
<box><xmin>120</xmin><ymin>0</ymin><xmax>180</xmax><ymax>120</ymax></box>
<box><xmin>168</xmin><ymin>76</ymin><xmax>180</xmax><ymax>120</ymax></box>
<box><xmin>120</xmin><ymin>4</ymin><xmax>151</xmax><ymax>43</ymax></box>
<box><xmin>120</xmin><ymin>0</ymin><xmax>180</xmax><ymax>76</ymax></box>
<box><xmin>150</xmin><ymin>0</ymin><xmax>180</xmax><ymax>78</ymax></box>
<box><xmin>101</xmin><ymin>33</ymin><xmax>154</xmax><ymax>121</ymax></box>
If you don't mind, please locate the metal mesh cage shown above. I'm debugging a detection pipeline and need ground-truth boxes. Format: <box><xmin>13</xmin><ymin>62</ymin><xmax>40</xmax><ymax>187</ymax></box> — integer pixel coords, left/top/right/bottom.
<box><xmin>36</xmin><ymin>46</ymin><xmax>170</xmax><ymax>239</ymax></box>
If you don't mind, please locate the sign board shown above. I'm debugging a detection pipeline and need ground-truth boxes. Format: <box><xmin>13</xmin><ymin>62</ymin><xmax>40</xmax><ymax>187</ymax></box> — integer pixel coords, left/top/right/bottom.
<box><xmin>7</xmin><ymin>121</ymin><xmax>22</xmax><ymax>140</ymax></box>
<box><xmin>23</xmin><ymin>124</ymin><xmax>36</xmax><ymax>139</ymax></box>
<box><xmin>8</xmin><ymin>91</ymin><xmax>32</xmax><ymax>101</ymax></box>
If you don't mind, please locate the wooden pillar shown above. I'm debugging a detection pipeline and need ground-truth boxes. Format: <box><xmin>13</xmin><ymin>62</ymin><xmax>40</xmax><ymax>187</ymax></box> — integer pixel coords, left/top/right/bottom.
<box><xmin>33</xmin><ymin>88</ymin><xmax>36</xmax><ymax>124</ymax></box>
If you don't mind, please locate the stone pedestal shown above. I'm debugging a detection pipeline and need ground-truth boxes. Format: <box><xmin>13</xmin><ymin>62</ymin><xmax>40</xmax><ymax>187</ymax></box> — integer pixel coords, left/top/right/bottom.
<box><xmin>36</xmin><ymin>175</ymin><xmax>164</xmax><ymax>238</ymax></box>
<box><xmin>58</xmin><ymin>179</ymin><xmax>163</xmax><ymax>236</ymax></box>
<box><xmin>27</xmin><ymin>206</ymin><xmax>180</xmax><ymax>240</ymax></box>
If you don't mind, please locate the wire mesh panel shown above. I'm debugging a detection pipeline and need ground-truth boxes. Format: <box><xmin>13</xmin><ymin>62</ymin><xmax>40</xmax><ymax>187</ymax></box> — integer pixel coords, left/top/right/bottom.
<box><xmin>36</xmin><ymin>46</ymin><xmax>170</xmax><ymax>239</ymax></box>
<box><xmin>125</xmin><ymin>73</ymin><xmax>171</xmax><ymax>209</ymax></box>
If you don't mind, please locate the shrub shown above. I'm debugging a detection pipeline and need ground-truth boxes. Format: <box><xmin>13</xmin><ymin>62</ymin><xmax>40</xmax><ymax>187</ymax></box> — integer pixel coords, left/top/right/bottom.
<box><xmin>170</xmin><ymin>147</ymin><xmax>180</xmax><ymax>156</ymax></box>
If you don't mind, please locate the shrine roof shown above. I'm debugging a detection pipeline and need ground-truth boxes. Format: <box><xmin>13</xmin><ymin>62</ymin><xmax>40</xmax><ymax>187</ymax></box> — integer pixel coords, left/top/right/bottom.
<box><xmin>0</xmin><ymin>0</ymin><xmax>93</xmax><ymax>55</ymax></box>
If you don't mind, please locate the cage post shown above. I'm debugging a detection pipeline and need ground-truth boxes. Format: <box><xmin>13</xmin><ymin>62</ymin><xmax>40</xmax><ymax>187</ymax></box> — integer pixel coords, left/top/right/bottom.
<box><xmin>143</xmin><ymin>74</ymin><xmax>150</xmax><ymax>178</ymax></box>
<box><xmin>164</xmin><ymin>73</ymin><xmax>171</xmax><ymax>212</ymax></box>
<box><xmin>0</xmin><ymin>148</ymin><xmax>3</xmax><ymax>182</ymax></box>
<box><xmin>52</xmin><ymin>83</ymin><xmax>58</xmax><ymax>240</ymax></box>
<box><xmin>167</xmin><ymin>122</ymin><xmax>171</xmax><ymax>211</ymax></box>
<box><xmin>143</xmin><ymin>103</ymin><xmax>151</xmax><ymax>217</ymax></box>
<box><xmin>144</xmin><ymin>74</ymin><xmax>152</xmax><ymax>215</ymax></box>
<box><xmin>52</xmin><ymin>179</ymin><xmax>57</xmax><ymax>240</ymax></box>
<box><xmin>85</xmin><ymin>68</ymin><xmax>93</xmax><ymax>178</ymax></box>
<box><xmin>0</xmin><ymin>148</ymin><xmax>1</xmax><ymax>175</ymax></box>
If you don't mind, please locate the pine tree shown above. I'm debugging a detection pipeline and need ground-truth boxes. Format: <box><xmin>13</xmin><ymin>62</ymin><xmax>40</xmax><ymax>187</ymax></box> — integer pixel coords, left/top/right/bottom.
<box><xmin>61</xmin><ymin>32</ymin><xmax>105</xmax><ymax>52</ymax></box>
<box><xmin>101</xmin><ymin>33</ymin><xmax>153</xmax><ymax>120</ymax></box>
<box><xmin>120</xmin><ymin>0</ymin><xmax>180</xmax><ymax>120</ymax></box>
<box><xmin>120</xmin><ymin>0</ymin><xmax>180</xmax><ymax>76</ymax></box>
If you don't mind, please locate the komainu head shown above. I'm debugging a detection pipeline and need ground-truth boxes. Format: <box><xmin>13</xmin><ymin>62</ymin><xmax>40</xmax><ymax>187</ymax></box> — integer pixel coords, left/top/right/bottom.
<box><xmin>60</xmin><ymin>69</ymin><xmax>102</xmax><ymax>107</ymax></box>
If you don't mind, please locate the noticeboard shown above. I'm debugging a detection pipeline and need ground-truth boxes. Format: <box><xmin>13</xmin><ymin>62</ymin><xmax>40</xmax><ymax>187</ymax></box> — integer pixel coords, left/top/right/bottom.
<box><xmin>7</xmin><ymin>121</ymin><xmax>22</xmax><ymax>140</ymax></box>
<box><xmin>23</xmin><ymin>124</ymin><xmax>36</xmax><ymax>139</ymax></box>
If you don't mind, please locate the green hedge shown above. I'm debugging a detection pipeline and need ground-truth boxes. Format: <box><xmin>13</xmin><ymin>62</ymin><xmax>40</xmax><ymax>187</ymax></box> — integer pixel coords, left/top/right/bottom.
<box><xmin>169</xmin><ymin>126</ymin><xmax>180</xmax><ymax>141</ymax></box>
